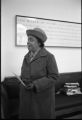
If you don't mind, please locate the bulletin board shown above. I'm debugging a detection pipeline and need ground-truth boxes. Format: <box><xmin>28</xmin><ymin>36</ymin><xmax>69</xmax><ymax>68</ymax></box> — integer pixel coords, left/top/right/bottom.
<box><xmin>15</xmin><ymin>15</ymin><xmax>81</xmax><ymax>47</ymax></box>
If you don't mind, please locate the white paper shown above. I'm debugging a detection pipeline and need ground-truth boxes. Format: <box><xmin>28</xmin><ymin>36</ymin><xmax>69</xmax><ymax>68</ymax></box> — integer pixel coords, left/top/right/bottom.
<box><xmin>12</xmin><ymin>72</ymin><xmax>26</xmax><ymax>87</ymax></box>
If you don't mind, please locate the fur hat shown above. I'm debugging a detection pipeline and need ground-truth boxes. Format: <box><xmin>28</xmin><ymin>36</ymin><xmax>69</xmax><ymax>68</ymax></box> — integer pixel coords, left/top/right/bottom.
<box><xmin>26</xmin><ymin>28</ymin><xmax>47</xmax><ymax>42</ymax></box>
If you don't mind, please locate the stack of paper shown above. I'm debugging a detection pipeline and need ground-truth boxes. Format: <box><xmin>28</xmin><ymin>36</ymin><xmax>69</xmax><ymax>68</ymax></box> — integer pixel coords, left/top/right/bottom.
<box><xmin>64</xmin><ymin>82</ymin><xmax>82</xmax><ymax>95</ymax></box>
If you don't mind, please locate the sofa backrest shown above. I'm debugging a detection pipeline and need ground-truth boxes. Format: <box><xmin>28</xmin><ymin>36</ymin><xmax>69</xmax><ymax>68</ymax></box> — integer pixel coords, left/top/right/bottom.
<box><xmin>55</xmin><ymin>71</ymin><xmax>81</xmax><ymax>92</ymax></box>
<box><xmin>2</xmin><ymin>71</ymin><xmax>81</xmax><ymax>97</ymax></box>
<box><xmin>2</xmin><ymin>77</ymin><xmax>20</xmax><ymax>99</ymax></box>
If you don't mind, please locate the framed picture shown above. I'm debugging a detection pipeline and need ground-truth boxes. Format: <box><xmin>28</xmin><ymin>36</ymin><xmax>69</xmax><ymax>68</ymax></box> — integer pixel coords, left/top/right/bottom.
<box><xmin>15</xmin><ymin>15</ymin><xmax>81</xmax><ymax>47</ymax></box>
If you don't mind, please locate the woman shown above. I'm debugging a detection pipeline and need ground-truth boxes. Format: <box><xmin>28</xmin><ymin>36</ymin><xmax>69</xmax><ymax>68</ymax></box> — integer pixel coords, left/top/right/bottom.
<box><xmin>19</xmin><ymin>28</ymin><xmax>59</xmax><ymax>119</ymax></box>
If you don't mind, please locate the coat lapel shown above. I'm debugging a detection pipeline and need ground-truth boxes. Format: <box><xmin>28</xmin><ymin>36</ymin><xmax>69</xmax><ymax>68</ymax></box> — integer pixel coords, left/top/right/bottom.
<box><xmin>25</xmin><ymin>48</ymin><xmax>48</xmax><ymax>63</ymax></box>
<box><xmin>31</xmin><ymin>48</ymin><xmax>47</xmax><ymax>62</ymax></box>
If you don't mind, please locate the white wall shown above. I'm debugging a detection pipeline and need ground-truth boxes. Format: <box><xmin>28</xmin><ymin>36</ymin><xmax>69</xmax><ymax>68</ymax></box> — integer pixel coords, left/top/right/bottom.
<box><xmin>1</xmin><ymin>0</ymin><xmax>81</xmax><ymax>81</ymax></box>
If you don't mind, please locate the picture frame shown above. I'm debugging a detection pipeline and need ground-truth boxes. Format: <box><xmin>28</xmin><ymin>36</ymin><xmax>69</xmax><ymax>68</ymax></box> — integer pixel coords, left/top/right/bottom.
<box><xmin>15</xmin><ymin>15</ymin><xmax>81</xmax><ymax>47</ymax></box>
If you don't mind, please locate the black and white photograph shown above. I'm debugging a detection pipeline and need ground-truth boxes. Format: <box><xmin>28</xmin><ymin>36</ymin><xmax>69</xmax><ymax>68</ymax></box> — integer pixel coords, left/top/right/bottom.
<box><xmin>1</xmin><ymin>0</ymin><xmax>82</xmax><ymax>119</ymax></box>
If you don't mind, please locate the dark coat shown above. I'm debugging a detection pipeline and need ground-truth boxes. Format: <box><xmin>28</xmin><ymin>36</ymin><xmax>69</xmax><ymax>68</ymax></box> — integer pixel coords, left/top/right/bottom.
<box><xmin>19</xmin><ymin>48</ymin><xmax>59</xmax><ymax>119</ymax></box>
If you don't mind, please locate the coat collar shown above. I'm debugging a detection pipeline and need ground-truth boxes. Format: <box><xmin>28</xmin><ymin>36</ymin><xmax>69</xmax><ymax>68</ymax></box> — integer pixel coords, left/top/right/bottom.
<box><xmin>25</xmin><ymin>48</ymin><xmax>48</xmax><ymax>63</ymax></box>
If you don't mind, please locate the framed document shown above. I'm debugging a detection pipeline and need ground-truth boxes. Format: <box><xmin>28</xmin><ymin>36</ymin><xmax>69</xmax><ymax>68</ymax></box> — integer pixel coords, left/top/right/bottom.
<box><xmin>15</xmin><ymin>15</ymin><xmax>81</xmax><ymax>47</ymax></box>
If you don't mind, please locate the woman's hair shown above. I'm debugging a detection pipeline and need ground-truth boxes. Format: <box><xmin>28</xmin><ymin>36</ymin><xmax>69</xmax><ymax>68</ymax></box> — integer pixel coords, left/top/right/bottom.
<box><xmin>35</xmin><ymin>36</ymin><xmax>44</xmax><ymax>48</ymax></box>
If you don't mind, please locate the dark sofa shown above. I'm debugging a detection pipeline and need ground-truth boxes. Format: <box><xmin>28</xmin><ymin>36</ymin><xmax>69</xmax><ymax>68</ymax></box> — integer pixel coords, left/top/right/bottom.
<box><xmin>1</xmin><ymin>71</ymin><xmax>82</xmax><ymax>119</ymax></box>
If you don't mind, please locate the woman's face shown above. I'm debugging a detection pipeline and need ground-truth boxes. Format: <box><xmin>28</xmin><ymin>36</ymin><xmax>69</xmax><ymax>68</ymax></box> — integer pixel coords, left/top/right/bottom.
<box><xmin>27</xmin><ymin>35</ymin><xmax>40</xmax><ymax>52</ymax></box>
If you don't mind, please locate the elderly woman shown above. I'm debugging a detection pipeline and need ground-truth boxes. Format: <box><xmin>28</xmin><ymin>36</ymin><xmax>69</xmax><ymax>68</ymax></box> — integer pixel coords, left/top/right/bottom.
<box><xmin>19</xmin><ymin>28</ymin><xmax>59</xmax><ymax>119</ymax></box>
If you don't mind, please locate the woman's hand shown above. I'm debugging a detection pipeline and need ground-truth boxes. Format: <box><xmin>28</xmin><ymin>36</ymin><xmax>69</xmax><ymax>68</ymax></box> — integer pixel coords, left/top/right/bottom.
<box><xmin>25</xmin><ymin>83</ymin><xmax>34</xmax><ymax>90</ymax></box>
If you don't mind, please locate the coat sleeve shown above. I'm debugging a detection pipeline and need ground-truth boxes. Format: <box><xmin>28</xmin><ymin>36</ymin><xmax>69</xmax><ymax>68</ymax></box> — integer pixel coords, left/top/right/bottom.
<box><xmin>33</xmin><ymin>54</ymin><xmax>59</xmax><ymax>92</ymax></box>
